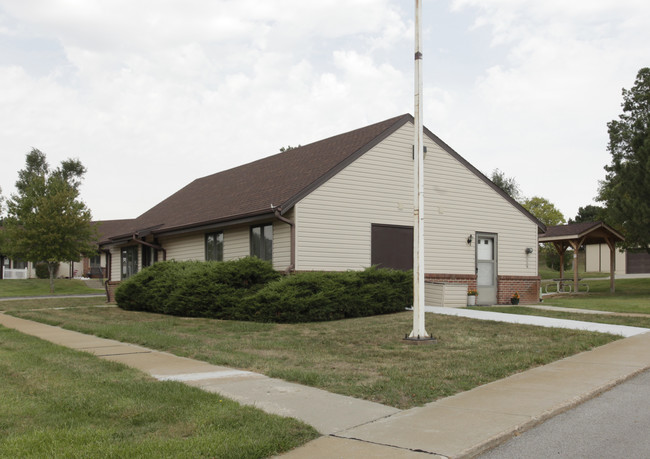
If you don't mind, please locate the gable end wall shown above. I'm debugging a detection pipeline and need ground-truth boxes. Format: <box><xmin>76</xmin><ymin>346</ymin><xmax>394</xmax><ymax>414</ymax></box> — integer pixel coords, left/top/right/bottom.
<box><xmin>295</xmin><ymin>122</ymin><xmax>539</xmax><ymax>282</ymax></box>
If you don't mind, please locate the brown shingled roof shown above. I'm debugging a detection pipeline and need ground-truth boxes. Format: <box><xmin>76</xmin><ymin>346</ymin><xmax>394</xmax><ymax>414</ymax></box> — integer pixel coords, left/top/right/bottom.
<box><xmin>101</xmin><ymin>113</ymin><xmax>545</xmax><ymax>243</ymax></box>
<box><xmin>540</xmin><ymin>221</ymin><xmax>624</xmax><ymax>244</ymax></box>
<box><xmin>94</xmin><ymin>219</ymin><xmax>137</xmax><ymax>244</ymax></box>
<box><xmin>105</xmin><ymin>114</ymin><xmax>411</xmax><ymax>240</ymax></box>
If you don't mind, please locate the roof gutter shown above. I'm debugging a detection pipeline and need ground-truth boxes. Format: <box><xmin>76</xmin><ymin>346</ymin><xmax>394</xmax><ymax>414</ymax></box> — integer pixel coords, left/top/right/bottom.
<box><xmin>100</xmin><ymin>248</ymin><xmax>112</xmax><ymax>302</ymax></box>
<box><xmin>272</xmin><ymin>205</ymin><xmax>295</xmax><ymax>273</ymax></box>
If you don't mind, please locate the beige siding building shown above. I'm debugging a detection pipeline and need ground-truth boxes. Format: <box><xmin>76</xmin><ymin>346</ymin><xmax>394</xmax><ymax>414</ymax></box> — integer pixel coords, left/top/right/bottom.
<box><xmin>585</xmin><ymin>244</ymin><xmax>626</xmax><ymax>275</ymax></box>
<box><xmin>99</xmin><ymin>115</ymin><xmax>544</xmax><ymax>305</ymax></box>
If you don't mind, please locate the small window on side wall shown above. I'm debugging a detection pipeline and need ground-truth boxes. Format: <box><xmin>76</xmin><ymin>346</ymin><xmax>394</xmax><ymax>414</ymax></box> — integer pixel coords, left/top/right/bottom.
<box><xmin>142</xmin><ymin>246</ymin><xmax>157</xmax><ymax>268</ymax></box>
<box><xmin>205</xmin><ymin>232</ymin><xmax>224</xmax><ymax>261</ymax></box>
<box><xmin>250</xmin><ymin>224</ymin><xmax>273</xmax><ymax>261</ymax></box>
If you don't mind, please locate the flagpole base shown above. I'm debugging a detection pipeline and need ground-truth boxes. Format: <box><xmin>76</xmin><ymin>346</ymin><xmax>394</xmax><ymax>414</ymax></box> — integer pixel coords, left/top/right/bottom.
<box><xmin>403</xmin><ymin>334</ymin><xmax>436</xmax><ymax>345</ymax></box>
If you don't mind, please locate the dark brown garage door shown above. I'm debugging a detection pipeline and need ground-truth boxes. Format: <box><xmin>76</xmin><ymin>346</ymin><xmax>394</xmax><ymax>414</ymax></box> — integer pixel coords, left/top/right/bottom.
<box><xmin>371</xmin><ymin>224</ymin><xmax>413</xmax><ymax>271</ymax></box>
<box><xmin>626</xmin><ymin>250</ymin><xmax>650</xmax><ymax>274</ymax></box>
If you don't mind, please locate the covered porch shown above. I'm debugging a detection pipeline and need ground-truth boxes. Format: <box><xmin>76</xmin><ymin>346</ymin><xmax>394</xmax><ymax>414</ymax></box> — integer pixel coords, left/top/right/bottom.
<box><xmin>539</xmin><ymin>221</ymin><xmax>625</xmax><ymax>293</ymax></box>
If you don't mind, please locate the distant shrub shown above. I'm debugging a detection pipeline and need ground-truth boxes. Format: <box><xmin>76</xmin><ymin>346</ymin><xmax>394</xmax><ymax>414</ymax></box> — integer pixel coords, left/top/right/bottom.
<box><xmin>35</xmin><ymin>262</ymin><xmax>59</xmax><ymax>279</ymax></box>
<box><xmin>542</xmin><ymin>245</ymin><xmax>572</xmax><ymax>272</ymax></box>
<box><xmin>116</xmin><ymin>258</ymin><xmax>411</xmax><ymax>323</ymax></box>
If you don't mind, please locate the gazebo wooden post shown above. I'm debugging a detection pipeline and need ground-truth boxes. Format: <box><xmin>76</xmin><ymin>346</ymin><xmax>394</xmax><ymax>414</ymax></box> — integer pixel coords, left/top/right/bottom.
<box><xmin>606</xmin><ymin>237</ymin><xmax>616</xmax><ymax>293</ymax></box>
<box><xmin>569</xmin><ymin>237</ymin><xmax>586</xmax><ymax>292</ymax></box>
<box><xmin>553</xmin><ymin>242</ymin><xmax>566</xmax><ymax>280</ymax></box>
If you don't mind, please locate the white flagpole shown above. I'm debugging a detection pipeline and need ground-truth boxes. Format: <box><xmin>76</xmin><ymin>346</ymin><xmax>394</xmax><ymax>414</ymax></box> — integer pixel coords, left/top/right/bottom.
<box><xmin>409</xmin><ymin>0</ymin><xmax>429</xmax><ymax>340</ymax></box>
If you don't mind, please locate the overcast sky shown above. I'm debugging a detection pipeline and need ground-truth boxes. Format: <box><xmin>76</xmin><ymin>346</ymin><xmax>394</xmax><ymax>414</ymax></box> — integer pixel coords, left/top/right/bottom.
<box><xmin>1</xmin><ymin>0</ymin><xmax>648</xmax><ymax>222</ymax></box>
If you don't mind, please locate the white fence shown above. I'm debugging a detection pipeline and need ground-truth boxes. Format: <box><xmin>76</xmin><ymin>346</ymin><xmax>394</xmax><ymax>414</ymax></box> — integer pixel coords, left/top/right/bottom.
<box><xmin>2</xmin><ymin>267</ymin><xmax>29</xmax><ymax>279</ymax></box>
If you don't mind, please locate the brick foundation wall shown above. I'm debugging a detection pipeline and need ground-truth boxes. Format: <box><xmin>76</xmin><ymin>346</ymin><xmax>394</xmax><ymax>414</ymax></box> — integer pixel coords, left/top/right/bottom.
<box><xmin>425</xmin><ymin>273</ymin><xmax>540</xmax><ymax>305</ymax></box>
<box><xmin>105</xmin><ymin>281</ymin><xmax>120</xmax><ymax>303</ymax></box>
<box><xmin>497</xmin><ymin>275</ymin><xmax>540</xmax><ymax>304</ymax></box>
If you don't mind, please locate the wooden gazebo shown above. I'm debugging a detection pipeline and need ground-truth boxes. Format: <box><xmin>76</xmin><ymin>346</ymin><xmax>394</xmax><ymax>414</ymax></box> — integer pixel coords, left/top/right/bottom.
<box><xmin>539</xmin><ymin>221</ymin><xmax>625</xmax><ymax>293</ymax></box>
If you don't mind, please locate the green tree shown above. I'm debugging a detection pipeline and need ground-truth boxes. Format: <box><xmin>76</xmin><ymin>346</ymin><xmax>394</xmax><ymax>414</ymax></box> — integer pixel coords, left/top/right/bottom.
<box><xmin>598</xmin><ymin>67</ymin><xmax>650</xmax><ymax>250</ymax></box>
<box><xmin>279</xmin><ymin>145</ymin><xmax>301</xmax><ymax>152</ymax></box>
<box><xmin>568</xmin><ymin>205</ymin><xmax>605</xmax><ymax>224</ymax></box>
<box><xmin>490</xmin><ymin>168</ymin><xmax>522</xmax><ymax>201</ymax></box>
<box><xmin>1</xmin><ymin>149</ymin><xmax>97</xmax><ymax>292</ymax></box>
<box><xmin>521</xmin><ymin>196</ymin><xmax>566</xmax><ymax>226</ymax></box>
<box><xmin>521</xmin><ymin>196</ymin><xmax>567</xmax><ymax>271</ymax></box>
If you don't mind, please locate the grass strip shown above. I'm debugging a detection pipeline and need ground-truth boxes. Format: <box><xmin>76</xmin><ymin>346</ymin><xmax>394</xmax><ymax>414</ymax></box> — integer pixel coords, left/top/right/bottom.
<box><xmin>10</xmin><ymin>303</ymin><xmax>619</xmax><ymax>409</ymax></box>
<box><xmin>0</xmin><ymin>326</ymin><xmax>318</xmax><ymax>458</ymax></box>
<box><xmin>0</xmin><ymin>279</ymin><xmax>103</xmax><ymax>298</ymax></box>
<box><xmin>0</xmin><ymin>297</ymin><xmax>108</xmax><ymax>312</ymax></box>
<box><xmin>477</xmin><ymin>306</ymin><xmax>650</xmax><ymax>329</ymax></box>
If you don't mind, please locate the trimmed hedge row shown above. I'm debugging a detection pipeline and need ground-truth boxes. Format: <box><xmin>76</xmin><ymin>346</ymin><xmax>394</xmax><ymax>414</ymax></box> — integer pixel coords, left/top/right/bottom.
<box><xmin>115</xmin><ymin>257</ymin><xmax>280</xmax><ymax>316</ymax></box>
<box><xmin>115</xmin><ymin>258</ymin><xmax>411</xmax><ymax>323</ymax></box>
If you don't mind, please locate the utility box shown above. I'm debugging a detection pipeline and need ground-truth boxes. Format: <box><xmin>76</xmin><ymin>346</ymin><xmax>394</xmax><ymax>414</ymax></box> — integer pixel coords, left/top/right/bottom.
<box><xmin>425</xmin><ymin>282</ymin><xmax>468</xmax><ymax>308</ymax></box>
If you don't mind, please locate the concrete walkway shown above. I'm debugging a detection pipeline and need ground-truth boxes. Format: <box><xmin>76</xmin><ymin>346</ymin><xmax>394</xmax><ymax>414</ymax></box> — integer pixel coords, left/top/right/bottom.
<box><xmin>425</xmin><ymin>306</ymin><xmax>649</xmax><ymax>338</ymax></box>
<box><xmin>526</xmin><ymin>303</ymin><xmax>650</xmax><ymax>318</ymax></box>
<box><xmin>1</xmin><ymin>311</ymin><xmax>649</xmax><ymax>458</ymax></box>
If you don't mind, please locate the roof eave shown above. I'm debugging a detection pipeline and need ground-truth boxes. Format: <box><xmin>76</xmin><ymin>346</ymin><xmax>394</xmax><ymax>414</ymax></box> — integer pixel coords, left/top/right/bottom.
<box><xmin>154</xmin><ymin>211</ymin><xmax>276</xmax><ymax>238</ymax></box>
<box><xmin>540</xmin><ymin>222</ymin><xmax>626</xmax><ymax>243</ymax></box>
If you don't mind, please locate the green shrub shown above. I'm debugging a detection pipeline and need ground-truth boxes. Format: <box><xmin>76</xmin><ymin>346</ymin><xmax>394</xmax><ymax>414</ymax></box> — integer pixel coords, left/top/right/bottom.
<box><xmin>116</xmin><ymin>261</ymin><xmax>185</xmax><ymax>312</ymax></box>
<box><xmin>35</xmin><ymin>262</ymin><xmax>59</xmax><ymax>279</ymax></box>
<box><xmin>245</xmin><ymin>267</ymin><xmax>412</xmax><ymax>323</ymax></box>
<box><xmin>116</xmin><ymin>258</ymin><xmax>411</xmax><ymax>323</ymax></box>
<box><xmin>542</xmin><ymin>245</ymin><xmax>572</xmax><ymax>272</ymax></box>
<box><xmin>115</xmin><ymin>257</ymin><xmax>280</xmax><ymax>316</ymax></box>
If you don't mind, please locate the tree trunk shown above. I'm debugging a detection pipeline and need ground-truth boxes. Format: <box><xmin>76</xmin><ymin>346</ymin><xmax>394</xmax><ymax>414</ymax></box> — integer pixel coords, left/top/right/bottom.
<box><xmin>48</xmin><ymin>262</ymin><xmax>55</xmax><ymax>294</ymax></box>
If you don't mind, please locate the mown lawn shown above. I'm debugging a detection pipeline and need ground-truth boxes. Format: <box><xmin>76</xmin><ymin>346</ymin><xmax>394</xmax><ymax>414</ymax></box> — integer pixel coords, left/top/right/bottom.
<box><xmin>0</xmin><ymin>279</ymin><xmax>104</xmax><ymax>298</ymax></box>
<box><xmin>541</xmin><ymin>278</ymin><xmax>650</xmax><ymax>315</ymax></box>
<box><xmin>6</xmin><ymin>299</ymin><xmax>618</xmax><ymax>409</ymax></box>
<box><xmin>0</xmin><ymin>327</ymin><xmax>318</xmax><ymax>459</ymax></box>
<box><xmin>538</xmin><ymin>250</ymin><xmax>605</xmax><ymax>280</ymax></box>
<box><xmin>0</xmin><ymin>297</ymin><xmax>107</xmax><ymax>312</ymax></box>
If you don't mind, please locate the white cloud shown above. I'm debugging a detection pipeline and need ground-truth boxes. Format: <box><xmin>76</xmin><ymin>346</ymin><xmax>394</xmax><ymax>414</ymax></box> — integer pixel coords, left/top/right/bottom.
<box><xmin>0</xmin><ymin>0</ymin><xmax>412</xmax><ymax>219</ymax></box>
<box><xmin>0</xmin><ymin>0</ymin><xmax>648</xmax><ymax>224</ymax></box>
<box><xmin>436</xmin><ymin>0</ymin><xmax>650</xmax><ymax>219</ymax></box>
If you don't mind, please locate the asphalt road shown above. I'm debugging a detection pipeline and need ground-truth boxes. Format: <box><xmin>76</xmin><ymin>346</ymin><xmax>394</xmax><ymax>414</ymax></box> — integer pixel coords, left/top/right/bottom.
<box><xmin>479</xmin><ymin>368</ymin><xmax>650</xmax><ymax>459</ymax></box>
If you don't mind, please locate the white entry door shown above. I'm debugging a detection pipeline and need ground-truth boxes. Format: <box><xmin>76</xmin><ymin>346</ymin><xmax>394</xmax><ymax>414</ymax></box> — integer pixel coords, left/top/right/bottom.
<box><xmin>476</xmin><ymin>234</ymin><xmax>497</xmax><ymax>305</ymax></box>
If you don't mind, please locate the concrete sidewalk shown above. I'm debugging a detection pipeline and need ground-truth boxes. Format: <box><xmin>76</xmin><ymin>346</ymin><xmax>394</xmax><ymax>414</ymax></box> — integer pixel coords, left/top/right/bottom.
<box><xmin>1</xmin><ymin>312</ymin><xmax>649</xmax><ymax>458</ymax></box>
<box><xmin>286</xmin><ymin>331</ymin><xmax>650</xmax><ymax>458</ymax></box>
